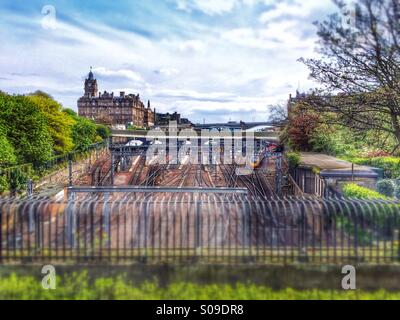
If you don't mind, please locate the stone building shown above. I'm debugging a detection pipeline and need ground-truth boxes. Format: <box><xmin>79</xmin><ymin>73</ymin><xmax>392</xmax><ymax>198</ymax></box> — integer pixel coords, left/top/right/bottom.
<box><xmin>287</xmin><ymin>90</ymin><xmax>308</xmax><ymax>117</ymax></box>
<box><xmin>155</xmin><ymin>111</ymin><xmax>191</xmax><ymax>126</ymax></box>
<box><xmin>78</xmin><ymin>69</ymin><xmax>155</xmax><ymax>128</ymax></box>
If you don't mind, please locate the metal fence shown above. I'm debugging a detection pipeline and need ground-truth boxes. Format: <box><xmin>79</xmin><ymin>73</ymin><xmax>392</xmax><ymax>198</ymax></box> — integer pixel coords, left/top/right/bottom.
<box><xmin>0</xmin><ymin>194</ymin><xmax>399</xmax><ymax>264</ymax></box>
<box><xmin>289</xmin><ymin>167</ymin><xmax>327</xmax><ymax>197</ymax></box>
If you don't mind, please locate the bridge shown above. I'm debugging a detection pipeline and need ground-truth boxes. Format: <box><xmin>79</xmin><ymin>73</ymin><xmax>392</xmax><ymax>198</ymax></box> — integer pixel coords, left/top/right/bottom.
<box><xmin>193</xmin><ymin>121</ymin><xmax>284</xmax><ymax>131</ymax></box>
<box><xmin>110</xmin><ymin>129</ymin><xmax>279</xmax><ymax>142</ymax></box>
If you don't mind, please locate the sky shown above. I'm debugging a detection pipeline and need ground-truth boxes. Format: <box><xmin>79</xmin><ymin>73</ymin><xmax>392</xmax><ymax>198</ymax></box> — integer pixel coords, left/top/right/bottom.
<box><xmin>0</xmin><ymin>0</ymin><xmax>340</xmax><ymax>123</ymax></box>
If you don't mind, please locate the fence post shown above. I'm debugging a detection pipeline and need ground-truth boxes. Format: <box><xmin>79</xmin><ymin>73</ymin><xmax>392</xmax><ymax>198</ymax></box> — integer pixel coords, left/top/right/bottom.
<box><xmin>298</xmin><ymin>202</ymin><xmax>309</xmax><ymax>262</ymax></box>
<box><xmin>27</xmin><ymin>179</ymin><xmax>33</xmax><ymax>198</ymax></box>
<box><xmin>67</xmin><ymin>190</ymin><xmax>75</xmax><ymax>248</ymax></box>
<box><xmin>68</xmin><ymin>159</ymin><xmax>73</xmax><ymax>187</ymax></box>
<box><xmin>195</xmin><ymin>197</ymin><xmax>201</xmax><ymax>259</ymax></box>
<box><xmin>275</xmin><ymin>155</ymin><xmax>282</xmax><ymax>195</ymax></box>
<box><xmin>103</xmin><ymin>193</ymin><xmax>111</xmax><ymax>248</ymax></box>
<box><xmin>110</xmin><ymin>154</ymin><xmax>114</xmax><ymax>186</ymax></box>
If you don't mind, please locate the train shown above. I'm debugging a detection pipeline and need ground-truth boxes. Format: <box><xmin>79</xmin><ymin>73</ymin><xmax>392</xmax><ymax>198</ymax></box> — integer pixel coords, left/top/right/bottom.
<box><xmin>249</xmin><ymin>142</ymin><xmax>284</xmax><ymax>169</ymax></box>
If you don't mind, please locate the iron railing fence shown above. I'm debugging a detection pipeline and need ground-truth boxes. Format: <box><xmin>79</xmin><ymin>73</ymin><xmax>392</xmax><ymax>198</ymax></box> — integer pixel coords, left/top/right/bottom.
<box><xmin>0</xmin><ymin>194</ymin><xmax>399</xmax><ymax>264</ymax></box>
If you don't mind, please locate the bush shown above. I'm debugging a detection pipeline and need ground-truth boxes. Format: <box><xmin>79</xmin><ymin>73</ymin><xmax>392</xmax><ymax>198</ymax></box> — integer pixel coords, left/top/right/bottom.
<box><xmin>0</xmin><ymin>175</ymin><xmax>9</xmax><ymax>194</ymax></box>
<box><xmin>0</xmin><ymin>126</ymin><xmax>16</xmax><ymax>166</ymax></box>
<box><xmin>376</xmin><ymin>179</ymin><xmax>395</xmax><ymax>197</ymax></box>
<box><xmin>361</xmin><ymin>150</ymin><xmax>391</xmax><ymax>158</ymax></box>
<box><xmin>342</xmin><ymin>183</ymin><xmax>389</xmax><ymax>199</ymax></box>
<box><xmin>394</xmin><ymin>185</ymin><xmax>400</xmax><ymax>199</ymax></box>
<box><xmin>96</xmin><ymin>125</ymin><xmax>111</xmax><ymax>140</ymax></box>
<box><xmin>286</xmin><ymin>152</ymin><xmax>301</xmax><ymax>167</ymax></box>
<box><xmin>9</xmin><ymin>168</ymin><xmax>29</xmax><ymax>195</ymax></box>
<box><xmin>310</xmin><ymin>125</ymin><xmax>360</xmax><ymax>158</ymax></box>
<box><xmin>350</xmin><ymin>157</ymin><xmax>400</xmax><ymax>178</ymax></box>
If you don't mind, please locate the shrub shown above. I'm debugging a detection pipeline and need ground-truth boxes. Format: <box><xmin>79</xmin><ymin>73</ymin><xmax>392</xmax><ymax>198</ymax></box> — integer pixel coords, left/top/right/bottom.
<box><xmin>394</xmin><ymin>185</ymin><xmax>400</xmax><ymax>199</ymax></box>
<box><xmin>361</xmin><ymin>150</ymin><xmax>391</xmax><ymax>158</ymax></box>
<box><xmin>96</xmin><ymin>125</ymin><xmax>111</xmax><ymax>139</ymax></box>
<box><xmin>310</xmin><ymin>125</ymin><xmax>359</xmax><ymax>157</ymax></box>
<box><xmin>0</xmin><ymin>175</ymin><xmax>8</xmax><ymax>194</ymax></box>
<box><xmin>286</xmin><ymin>152</ymin><xmax>301</xmax><ymax>167</ymax></box>
<box><xmin>0</xmin><ymin>126</ymin><xmax>16</xmax><ymax>166</ymax></box>
<box><xmin>350</xmin><ymin>157</ymin><xmax>400</xmax><ymax>178</ymax></box>
<box><xmin>376</xmin><ymin>179</ymin><xmax>395</xmax><ymax>197</ymax></box>
<box><xmin>342</xmin><ymin>183</ymin><xmax>388</xmax><ymax>199</ymax></box>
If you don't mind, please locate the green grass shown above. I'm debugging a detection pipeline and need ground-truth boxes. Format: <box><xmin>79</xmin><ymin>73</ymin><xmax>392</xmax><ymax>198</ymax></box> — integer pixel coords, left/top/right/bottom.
<box><xmin>0</xmin><ymin>272</ymin><xmax>399</xmax><ymax>300</ymax></box>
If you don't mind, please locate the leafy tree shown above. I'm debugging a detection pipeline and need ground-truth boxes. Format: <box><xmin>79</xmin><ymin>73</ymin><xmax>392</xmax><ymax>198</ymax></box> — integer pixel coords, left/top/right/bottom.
<box><xmin>9</xmin><ymin>167</ymin><xmax>29</xmax><ymax>196</ymax></box>
<box><xmin>0</xmin><ymin>125</ymin><xmax>16</xmax><ymax>166</ymax></box>
<box><xmin>286</xmin><ymin>102</ymin><xmax>321</xmax><ymax>151</ymax></box>
<box><xmin>300</xmin><ymin>0</ymin><xmax>400</xmax><ymax>153</ymax></box>
<box><xmin>0</xmin><ymin>93</ymin><xmax>53</xmax><ymax>165</ymax></box>
<box><xmin>72</xmin><ymin>118</ymin><xmax>98</xmax><ymax>151</ymax></box>
<box><xmin>96</xmin><ymin>124</ymin><xmax>110</xmax><ymax>140</ymax></box>
<box><xmin>309</xmin><ymin>124</ymin><xmax>360</xmax><ymax>157</ymax></box>
<box><xmin>27</xmin><ymin>93</ymin><xmax>75</xmax><ymax>155</ymax></box>
<box><xmin>62</xmin><ymin>108</ymin><xmax>104</xmax><ymax>151</ymax></box>
<box><xmin>0</xmin><ymin>175</ymin><xmax>8</xmax><ymax>194</ymax></box>
<box><xmin>63</xmin><ymin>108</ymin><xmax>78</xmax><ymax>118</ymax></box>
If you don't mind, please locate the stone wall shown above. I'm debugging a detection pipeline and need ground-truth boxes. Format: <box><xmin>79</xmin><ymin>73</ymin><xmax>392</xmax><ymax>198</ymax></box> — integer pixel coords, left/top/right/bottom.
<box><xmin>34</xmin><ymin>147</ymin><xmax>109</xmax><ymax>190</ymax></box>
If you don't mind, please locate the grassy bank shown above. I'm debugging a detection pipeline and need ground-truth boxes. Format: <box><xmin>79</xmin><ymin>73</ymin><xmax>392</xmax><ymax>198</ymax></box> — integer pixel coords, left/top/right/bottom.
<box><xmin>1</xmin><ymin>272</ymin><xmax>399</xmax><ymax>300</ymax></box>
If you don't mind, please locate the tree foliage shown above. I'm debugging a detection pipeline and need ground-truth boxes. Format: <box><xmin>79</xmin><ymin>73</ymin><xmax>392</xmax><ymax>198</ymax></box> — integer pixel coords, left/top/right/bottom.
<box><xmin>0</xmin><ymin>125</ymin><xmax>16</xmax><ymax>166</ymax></box>
<box><xmin>0</xmin><ymin>93</ymin><xmax>53</xmax><ymax>165</ymax></box>
<box><xmin>300</xmin><ymin>0</ymin><xmax>400</xmax><ymax>151</ymax></box>
<box><xmin>27</xmin><ymin>92</ymin><xmax>75</xmax><ymax>155</ymax></box>
<box><xmin>96</xmin><ymin>124</ymin><xmax>111</xmax><ymax>140</ymax></box>
<box><xmin>63</xmin><ymin>109</ymin><xmax>102</xmax><ymax>151</ymax></box>
<box><xmin>286</xmin><ymin>102</ymin><xmax>321</xmax><ymax>151</ymax></box>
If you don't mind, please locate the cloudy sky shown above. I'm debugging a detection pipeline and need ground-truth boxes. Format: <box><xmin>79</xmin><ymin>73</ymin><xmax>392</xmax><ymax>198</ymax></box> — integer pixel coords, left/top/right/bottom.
<box><xmin>0</xmin><ymin>0</ymin><xmax>340</xmax><ymax>123</ymax></box>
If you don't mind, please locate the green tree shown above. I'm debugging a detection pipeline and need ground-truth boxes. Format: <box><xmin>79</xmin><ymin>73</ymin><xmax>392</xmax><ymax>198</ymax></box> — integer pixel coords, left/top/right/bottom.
<box><xmin>27</xmin><ymin>92</ymin><xmax>75</xmax><ymax>155</ymax></box>
<box><xmin>96</xmin><ymin>124</ymin><xmax>110</xmax><ymax>140</ymax></box>
<box><xmin>9</xmin><ymin>168</ymin><xmax>29</xmax><ymax>196</ymax></box>
<box><xmin>0</xmin><ymin>126</ymin><xmax>16</xmax><ymax>166</ymax></box>
<box><xmin>63</xmin><ymin>108</ymin><xmax>103</xmax><ymax>151</ymax></box>
<box><xmin>0</xmin><ymin>93</ymin><xmax>53</xmax><ymax>165</ymax></box>
<box><xmin>300</xmin><ymin>0</ymin><xmax>400</xmax><ymax>152</ymax></box>
<box><xmin>286</xmin><ymin>102</ymin><xmax>321</xmax><ymax>151</ymax></box>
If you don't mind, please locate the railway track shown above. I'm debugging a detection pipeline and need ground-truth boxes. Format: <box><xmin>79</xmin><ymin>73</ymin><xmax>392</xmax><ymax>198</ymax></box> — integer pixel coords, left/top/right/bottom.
<box><xmin>129</xmin><ymin>155</ymin><xmax>146</xmax><ymax>185</ymax></box>
<box><xmin>91</xmin><ymin>158</ymin><xmax>111</xmax><ymax>186</ymax></box>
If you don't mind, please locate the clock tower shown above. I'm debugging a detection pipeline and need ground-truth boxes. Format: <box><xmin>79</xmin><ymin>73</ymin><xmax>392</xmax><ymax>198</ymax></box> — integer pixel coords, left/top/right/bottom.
<box><xmin>84</xmin><ymin>67</ymin><xmax>98</xmax><ymax>98</ymax></box>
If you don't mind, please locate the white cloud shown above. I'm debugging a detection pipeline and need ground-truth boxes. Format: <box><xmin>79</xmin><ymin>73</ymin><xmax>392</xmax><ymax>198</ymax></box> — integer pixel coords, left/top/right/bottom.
<box><xmin>92</xmin><ymin>67</ymin><xmax>144</xmax><ymax>82</ymax></box>
<box><xmin>176</xmin><ymin>0</ymin><xmax>239</xmax><ymax>15</ymax></box>
<box><xmin>155</xmin><ymin>68</ymin><xmax>180</xmax><ymax>76</ymax></box>
<box><xmin>155</xmin><ymin>88</ymin><xmax>236</xmax><ymax>100</ymax></box>
<box><xmin>179</xmin><ymin>39</ymin><xmax>205</xmax><ymax>52</ymax></box>
<box><xmin>259</xmin><ymin>0</ymin><xmax>336</xmax><ymax>23</ymax></box>
<box><xmin>221</xmin><ymin>20</ymin><xmax>315</xmax><ymax>50</ymax></box>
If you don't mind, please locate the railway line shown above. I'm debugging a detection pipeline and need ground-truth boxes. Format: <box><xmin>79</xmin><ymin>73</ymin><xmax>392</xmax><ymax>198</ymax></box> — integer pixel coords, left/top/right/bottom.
<box><xmin>87</xmin><ymin>144</ymin><xmax>283</xmax><ymax>199</ymax></box>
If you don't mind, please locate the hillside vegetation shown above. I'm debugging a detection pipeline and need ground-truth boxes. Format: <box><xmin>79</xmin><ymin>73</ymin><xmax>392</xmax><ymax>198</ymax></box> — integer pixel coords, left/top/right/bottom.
<box><xmin>0</xmin><ymin>90</ymin><xmax>110</xmax><ymax>192</ymax></box>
